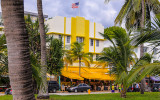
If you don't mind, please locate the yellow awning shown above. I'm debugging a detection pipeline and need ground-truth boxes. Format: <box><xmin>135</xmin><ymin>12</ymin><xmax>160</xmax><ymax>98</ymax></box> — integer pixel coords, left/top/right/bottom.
<box><xmin>61</xmin><ymin>71</ymin><xmax>84</xmax><ymax>80</ymax></box>
<box><xmin>61</xmin><ymin>67</ymin><xmax>115</xmax><ymax>80</ymax></box>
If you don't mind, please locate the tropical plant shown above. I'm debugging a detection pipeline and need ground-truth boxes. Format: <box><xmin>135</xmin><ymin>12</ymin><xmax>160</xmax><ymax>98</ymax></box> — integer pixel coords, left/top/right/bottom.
<box><xmin>99</xmin><ymin>26</ymin><xmax>160</xmax><ymax>98</ymax></box>
<box><xmin>64</xmin><ymin>51</ymin><xmax>73</xmax><ymax>71</ymax></box>
<box><xmin>25</xmin><ymin>15</ymin><xmax>41</xmax><ymax>56</ymax></box>
<box><xmin>47</xmin><ymin>36</ymin><xmax>64</xmax><ymax>79</ymax></box>
<box><xmin>25</xmin><ymin>15</ymin><xmax>48</xmax><ymax>94</ymax></box>
<box><xmin>30</xmin><ymin>53</ymin><xmax>42</xmax><ymax>93</ymax></box>
<box><xmin>134</xmin><ymin>15</ymin><xmax>160</xmax><ymax>47</ymax></box>
<box><xmin>105</xmin><ymin>0</ymin><xmax>160</xmax><ymax>30</ymax></box>
<box><xmin>105</xmin><ymin>0</ymin><xmax>160</xmax><ymax>94</ymax></box>
<box><xmin>66</xmin><ymin>42</ymin><xmax>93</xmax><ymax>76</ymax></box>
<box><xmin>0</xmin><ymin>34</ymin><xmax>8</xmax><ymax>86</ymax></box>
<box><xmin>1</xmin><ymin>0</ymin><xmax>35</xmax><ymax>99</ymax></box>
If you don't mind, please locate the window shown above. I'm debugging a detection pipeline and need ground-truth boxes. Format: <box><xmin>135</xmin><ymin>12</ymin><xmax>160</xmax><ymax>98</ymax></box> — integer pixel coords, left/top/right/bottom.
<box><xmin>143</xmin><ymin>47</ymin><xmax>148</xmax><ymax>53</ymax></box>
<box><xmin>96</xmin><ymin>40</ymin><xmax>99</xmax><ymax>47</ymax></box>
<box><xmin>67</xmin><ymin>36</ymin><xmax>70</xmax><ymax>43</ymax></box>
<box><xmin>59</xmin><ymin>35</ymin><xmax>62</xmax><ymax>39</ymax></box>
<box><xmin>90</xmin><ymin>39</ymin><xmax>93</xmax><ymax>46</ymax></box>
<box><xmin>153</xmin><ymin>48</ymin><xmax>158</xmax><ymax>55</ymax></box>
<box><xmin>76</xmin><ymin>37</ymin><xmax>84</xmax><ymax>43</ymax></box>
<box><xmin>79</xmin><ymin>37</ymin><xmax>83</xmax><ymax>43</ymax></box>
<box><xmin>79</xmin><ymin>84</ymin><xmax>83</xmax><ymax>87</ymax></box>
<box><xmin>83</xmin><ymin>84</ymin><xmax>87</xmax><ymax>86</ymax></box>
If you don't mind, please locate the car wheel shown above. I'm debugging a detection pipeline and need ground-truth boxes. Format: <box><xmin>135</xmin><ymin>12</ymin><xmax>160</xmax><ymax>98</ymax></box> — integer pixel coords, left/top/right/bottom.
<box><xmin>74</xmin><ymin>89</ymin><xmax>78</xmax><ymax>93</ymax></box>
<box><xmin>53</xmin><ymin>88</ymin><xmax>56</xmax><ymax>93</ymax></box>
<box><xmin>86</xmin><ymin>89</ymin><xmax>89</xmax><ymax>92</ymax></box>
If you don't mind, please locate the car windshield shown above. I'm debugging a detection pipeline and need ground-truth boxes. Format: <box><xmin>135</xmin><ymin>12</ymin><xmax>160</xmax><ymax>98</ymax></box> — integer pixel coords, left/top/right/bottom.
<box><xmin>78</xmin><ymin>84</ymin><xmax>83</xmax><ymax>87</ymax></box>
<box><xmin>83</xmin><ymin>84</ymin><xmax>87</xmax><ymax>86</ymax></box>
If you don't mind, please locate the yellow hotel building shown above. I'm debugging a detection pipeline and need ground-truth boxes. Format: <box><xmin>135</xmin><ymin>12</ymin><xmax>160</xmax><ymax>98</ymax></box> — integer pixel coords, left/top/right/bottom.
<box><xmin>46</xmin><ymin>16</ymin><xmax>114</xmax><ymax>83</ymax></box>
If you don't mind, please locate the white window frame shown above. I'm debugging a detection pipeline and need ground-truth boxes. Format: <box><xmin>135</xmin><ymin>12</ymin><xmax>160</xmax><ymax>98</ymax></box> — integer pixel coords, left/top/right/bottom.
<box><xmin>90</xmin><ymin>39</ymin><xmax>93</xmax><ymax>46</ymax></box>
<box><xmin>66</xmin><ymin>36</ymin><xmax>70</xmax><ymax>43</ymax></box>
<box><xmin>76</xmin><ymin>37</ymin><xmax>84</xmax><ymax>43</ymax></box>
<box><xmin>96</xmin><ymin>40</ymin><xmax>99</xmax><ymax>47</ymax></box>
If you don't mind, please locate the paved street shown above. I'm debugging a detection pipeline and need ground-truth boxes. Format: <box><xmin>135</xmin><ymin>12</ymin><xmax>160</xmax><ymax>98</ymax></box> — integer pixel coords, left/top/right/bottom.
<box><xmin>1</xmin><ymin>91</ymin><xmax>118</xmax><ymax>96</ymax></box>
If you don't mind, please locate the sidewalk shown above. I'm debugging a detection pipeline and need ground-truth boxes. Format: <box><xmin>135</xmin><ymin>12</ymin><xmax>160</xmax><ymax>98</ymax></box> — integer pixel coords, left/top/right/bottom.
<box><xmin>49</xmin><ymin>91</ymin><xmax>119</xmax><ymax>96</ymax></box>
<box><xmin>0</xmin><ymin>92</ymin><xmax>5</xmax><ymax>96</ymax></box>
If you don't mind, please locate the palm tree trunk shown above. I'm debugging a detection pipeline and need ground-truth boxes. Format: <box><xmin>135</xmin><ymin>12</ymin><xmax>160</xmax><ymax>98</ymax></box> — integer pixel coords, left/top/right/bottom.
<box><xmin>1</xmin><ymin>0</ymin><xmax>35</xmax><ymax>100</ymax></box>
<box><xmin>79</xmin><ymin>58</ymin><xmax>81</xmax><ymax>76</ymax></box>
<box><xmin>140</xmin><ymin>0</ymin><xmax>146</xmax><ymax>94</ymax></box>
<box><xmin>120</xmin><ymin>89</ymin><xmax>127</xmax><ymax>98</ymax></box>
<box><xmin>120</xmin><ymin>84</ymin><xmax>126</xmax><ymax>98</ymax></box>
<box><xmin>37</xmin><ymin>0</ymin><xmax>49</xmax><ymax>99</ymax></box>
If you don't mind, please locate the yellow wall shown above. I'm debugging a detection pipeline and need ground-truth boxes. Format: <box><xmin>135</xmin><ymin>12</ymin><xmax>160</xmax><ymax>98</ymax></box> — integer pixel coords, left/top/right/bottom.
<box><xmin>84</xmin><ymin>20</ymin><xmax>89</xmax><ymax>53</ymax></box>
<box><xmin>71</xmin><ymin>17</ymin><xmax>77</xmax><ymax>43</ymax></box>
<box><xmin>76</xmin><ymin>16</ymin><xmax>85</xmax><ymax>37</ymax></box>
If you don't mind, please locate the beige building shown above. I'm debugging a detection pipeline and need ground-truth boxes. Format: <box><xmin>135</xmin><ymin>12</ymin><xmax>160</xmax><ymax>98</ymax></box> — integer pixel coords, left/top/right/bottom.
<box><xmin>46</xmin><ymin>16</ymin><xmax>105</xmax><ymax>68</ymax></box>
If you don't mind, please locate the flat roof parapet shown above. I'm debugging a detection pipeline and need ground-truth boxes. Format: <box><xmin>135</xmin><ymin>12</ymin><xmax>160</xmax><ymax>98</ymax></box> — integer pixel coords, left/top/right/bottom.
<box><xmin>24</xmin><ymin>11</ymin><xmax>48</xmax><ymax>18</ymax></box>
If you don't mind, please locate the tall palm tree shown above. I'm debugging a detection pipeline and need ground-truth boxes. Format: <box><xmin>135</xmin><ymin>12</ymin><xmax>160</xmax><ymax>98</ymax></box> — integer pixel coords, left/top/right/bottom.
<box><xmin>99</xmin><ymin>26</ymin><xmax>135</xmax><ymax>97</ymax></box>
<box><xmin>37</xmin><ymin>0</ymin><xmax>49</xmax><ymax>99</ymax></box>
<box><xmin>105</xmin><ymin>0</ymin><xmax>160</xmax><ymax>94</ymax></box>
<box><xmin>99</xmin><ymin>26</ymin><xmax>160</xmax><ymax>97</ymax></box>
<box><xmin>105</xmin><ymin>0</ymin><xmax>160</xmax><ymax>30</ymax></box>
<box><xmin>67</xmin><ymin>42</ymin><xmax>93</xmax><ymax>76</ymax></box>
<box><xmin>1</xmin><ymin>0</ymin><xmax>35</xmax><ymax>99</ymax></box>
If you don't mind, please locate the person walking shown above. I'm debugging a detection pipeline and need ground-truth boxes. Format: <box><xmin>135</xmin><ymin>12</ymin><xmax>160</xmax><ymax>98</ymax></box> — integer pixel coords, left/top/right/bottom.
<box><xmin>135</xmin><ymin>83</ymin><xmax>140</xmax><ymax>92</ymax></box>
<box><xmin>118</xmin><ymin>84</ymin><xmax>121</xmax><ymax>92</ymax></box>
<box><xmin>111</xmin><ymin>84</ymin><xmax>115</xmax><ymax>93</ymax></box>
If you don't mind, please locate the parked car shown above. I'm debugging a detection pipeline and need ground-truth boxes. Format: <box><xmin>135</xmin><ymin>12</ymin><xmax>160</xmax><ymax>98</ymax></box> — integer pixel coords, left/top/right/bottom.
<box><xmin>0</xmin><ymin>86</ymin><xmax>8</xmax><ymax>92</ymax></box>
<box><xmin>5</xmin><ymin>88</ymin><xmax>12</xmax><ymax>95</ymax></box>
<box><xmin>48</xmin><ymin>81</ymin><xmax>60</xmax><ymax>93</ymax></box>
<box><xmin>152</xmin><ymin>83</ymin><xmax>160</xmax><ymax>92</ymax></box>
<box><xmin>67</xmin><ymin>83</ymin><xmax>91</xmax><ymax>93</ymax></box>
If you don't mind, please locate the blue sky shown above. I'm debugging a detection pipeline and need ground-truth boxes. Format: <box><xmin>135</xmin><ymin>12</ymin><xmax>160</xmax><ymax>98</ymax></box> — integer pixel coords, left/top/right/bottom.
<box><xmin>23</xmin><ymin>0</ymin><xmax>125</xmax><ymax>28</ymax></box>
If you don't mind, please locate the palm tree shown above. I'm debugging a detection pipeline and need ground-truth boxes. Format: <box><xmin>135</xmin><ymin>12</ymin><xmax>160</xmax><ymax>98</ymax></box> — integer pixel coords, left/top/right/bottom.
<box><xmin>64</xmin><ymin>52</ymin><xmax>73</xmax><ymax>71</ymax></box>
<box><xmin>105</xmin><ymin>0</ymin><xmax>160</xmax><ymax>94</ymax></box>
<box><xmin>99</xmin><ymin>26</ymin><xmax>160</xmax><ymax>97</ymax></box>
<box><xmin>134</xmin><ymin>15</ymin><xmax>160</xmax><ymax>46</ymax></box>
<box><xmin>1</xmin><ymin>0</ymin><xmax>35</xmax><ymax>99</ymax></box>
<box><xmin>105</xmin><ymin>0</ymin><xmax>160</xmax><ymax>30</ymax></box>
<box><xmin>47</xmin><ymin>37</ymin><xmax>64</xmax><ymax>79</ymax></box>
<box><xmin>37</xmin><ymin>0</ymin><xmax>49</xmax><ymax>99</ymax></box>
<box><xmin>99</xmin><ymin>26</ymin><xmax>135</xmax><ymax>97</ymax></box>
<box><xmin>67</xmin><ymin>42</ymin><xmax>93</xmax><ymax>76</ymax></box>
<box><xmin>25</xmin><ymin>15</ymin><xmax>41</xmax><ymax>56</ymax></box>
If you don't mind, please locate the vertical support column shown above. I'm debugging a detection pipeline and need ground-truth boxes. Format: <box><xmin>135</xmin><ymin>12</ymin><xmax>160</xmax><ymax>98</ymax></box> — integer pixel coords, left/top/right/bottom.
<box><xmin>59</xmin><ymin>76</ymin><xmax>61</xmax><ymax>91</ymax></box>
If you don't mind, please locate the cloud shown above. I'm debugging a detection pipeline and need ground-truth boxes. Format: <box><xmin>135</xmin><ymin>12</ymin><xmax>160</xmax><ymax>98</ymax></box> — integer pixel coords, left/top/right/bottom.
<box><xmin>23</xmin><ymin>0</ymin><xmax>125</xmax><ymax>28</ymax></box>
